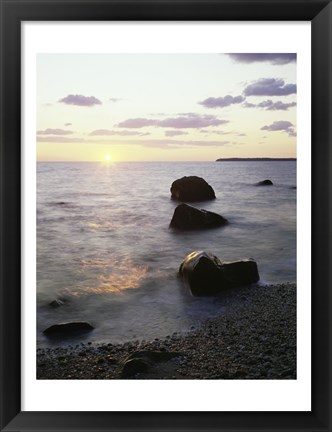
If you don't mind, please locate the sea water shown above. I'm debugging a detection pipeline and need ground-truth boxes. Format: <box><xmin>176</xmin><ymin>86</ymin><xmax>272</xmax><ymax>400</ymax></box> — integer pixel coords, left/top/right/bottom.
<box><xmin>37</xmin><ymin>161</ymin><xmax>296</xmax><ymax>347</ymax></box>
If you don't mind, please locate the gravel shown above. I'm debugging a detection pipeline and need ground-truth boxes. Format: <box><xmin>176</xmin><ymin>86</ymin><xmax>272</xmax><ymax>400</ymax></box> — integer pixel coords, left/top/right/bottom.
<box><xmin>37</xmin><ymin>283</ymin><xmax>296</xmax><ymax>380</ymax></box>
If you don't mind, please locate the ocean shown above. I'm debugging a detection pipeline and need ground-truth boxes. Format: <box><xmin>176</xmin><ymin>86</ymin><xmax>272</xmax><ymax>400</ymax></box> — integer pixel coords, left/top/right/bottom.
<box><xmin>37</xmin><ymin>161</ymin><xmax>296</xmax><ymax>347</ymax></box>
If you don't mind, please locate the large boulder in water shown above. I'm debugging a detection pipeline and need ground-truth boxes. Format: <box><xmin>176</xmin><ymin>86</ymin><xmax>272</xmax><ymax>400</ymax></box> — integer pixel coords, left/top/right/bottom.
<box><xmin>257</xmin><ymin>179</ymin><xmax>273</xmax><ymax>186</ymax></box>
<box><xmin>170</xmin><ymin>176</ymin><xmax>216</xmax><ymax>201</ymax></box>
<box><xmin>179</xmin><ymin>251</ymin><xmax>224</xmax><ymax>296</ymax></box>
<box><xmin>179</xmin><ymin>251</ymin><xmax>259</xmax><ymax>296</ymax></box>
<box><xmin>221</xmin><ymin>259</ymin><xmax>260</xmax><ymax>286</ymax></box>
<box><xmin>170</xmin><ymin>203</ymin><xmax>228</xmax><ymax>230</ymax></box>
<box><xmin>43</xmin><ymin>322</ymin><xmax>94</xmax><ymax>336</ymax></box>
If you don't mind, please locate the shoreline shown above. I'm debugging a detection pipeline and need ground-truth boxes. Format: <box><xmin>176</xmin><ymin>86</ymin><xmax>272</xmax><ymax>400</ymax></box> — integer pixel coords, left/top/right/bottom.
<box><xmin>37</xmin><ymin>282</ymin><xmax>296</xmax><ymax>380</ymax></box>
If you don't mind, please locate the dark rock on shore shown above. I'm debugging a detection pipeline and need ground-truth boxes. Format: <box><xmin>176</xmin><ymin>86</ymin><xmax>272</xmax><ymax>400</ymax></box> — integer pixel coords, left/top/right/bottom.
<box><xmin>43</xmin><ymin>322</ymin><xmax>94</xmax><ymax>336</ymax></box>
<box><xmin>170</xmin><ymin>203</ymin><xmax>227</xmax><ymax>230</ymax></box>
<box><xmin>170</xmin><ymin>176</ymin><xmax>216</xmax><ymax>201</ymax></box>
<box><xmin>121</xmin><ymin>358</ymin><xmax>150</xmax><ymax>378</ymax></box>
<box><xmin>257</xmin><ymin>179</ymin><xmax>273</xmax><ymax>186</ymax></box>
<box><xmin>121</xmin><ymin>351</ymin><xmax>184</xmax><ymax>378</ymax></box>
<box><xmin>179</xmin><ymin>251</ymin><xmax>259</xmax><ymax>296</ymax></box>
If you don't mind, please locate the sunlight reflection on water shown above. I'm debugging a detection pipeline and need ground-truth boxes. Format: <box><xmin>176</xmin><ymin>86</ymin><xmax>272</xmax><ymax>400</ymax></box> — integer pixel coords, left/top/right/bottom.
<box><xmin>70</xmin><ymin>258</ymin><xmax>149</xmax><ymax>295</ymax></box>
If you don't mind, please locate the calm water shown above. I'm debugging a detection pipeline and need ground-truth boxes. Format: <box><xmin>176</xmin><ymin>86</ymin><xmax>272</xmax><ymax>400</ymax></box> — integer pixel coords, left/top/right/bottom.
<box><xmin>37</xmin><ymin>161</ymin><xmax>296</xmax><ymax>347</ymax></box>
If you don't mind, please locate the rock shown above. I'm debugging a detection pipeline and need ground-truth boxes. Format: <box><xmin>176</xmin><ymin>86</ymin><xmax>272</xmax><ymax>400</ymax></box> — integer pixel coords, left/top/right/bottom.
<box><xmin>257</xmin><ymin>179</ymin><xmax>273</xmax><ymax>186</ymax></box>
<box><xmin>179</xmin><ymin>251</ymin><xmax>225</xmax><ymax>296</ymax></box>
<box><xmin>221</xmin><ymin>259</ymin><xmax>260</xmax><ymax>286</ymax></box>
<box><xmin>127</xmin><ymin>351</ymin><xmax>184</xmax><ymax>362</ymax></box>
<box><xmin>170</xmin><ymin>176</ymin><xmax>216</xmax><ymax>201</ymax></box>
<box><xmin>43</xmin><ymin>322</ymin><xmax>94</xmax><ymax>336</ymax></box>
<box><xmin>121</xmin><ymin>358</ymin><xmax>150</xmax><ymax>378</ymax></box>
<box><xmin>179</xmin><ymin>251</ymin><xmax>259</xmax><ymax>296</ymax></box>
<box><xmin>121</xmin><ymin>351</ymin><xmax>184</xmax><ymax>378</ymax></box>
<box><xmin>170</xmin><ymin>203</ymin><xmax>227</xmax><ymax>230</ymax></box>
<box><xmin>49</xmin><ymin>299</ymin><xmax>64</xmax><ymax>308</ymax></box>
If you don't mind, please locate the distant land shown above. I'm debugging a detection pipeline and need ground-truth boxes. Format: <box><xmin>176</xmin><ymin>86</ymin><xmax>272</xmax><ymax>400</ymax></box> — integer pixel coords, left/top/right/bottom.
<box><xmin>216</xmin><ymin>157</ymin><xmax>296</xmax><ymax>162</ymax></box>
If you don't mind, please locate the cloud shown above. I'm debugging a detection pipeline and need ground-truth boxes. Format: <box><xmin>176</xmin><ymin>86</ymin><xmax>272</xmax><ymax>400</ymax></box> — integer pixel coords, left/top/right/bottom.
<box><xmin>257</xmin><ymin>100</ymin><xmax>296</xmax><ymax>110</ymax></box>
<box><xmin>59</xmin><ymin>94</ymin><xmax>102</xmax><ymax>107</ymax></box>
<box><xmin>200</xmin><ymin>130</ymin><xmax>244</xmax><ymax>138</ymax></box>
<box><xmin>243</xmin><ymin>99</ymin><xmax>297</xmax><ymax>110</ymax></box>
<box><xmin>261</xmin><ymin>120</ymin><xmax>293</xmax><ymax>131</ymax></box>
<box><xmin>109</xmin><ymin>98</ymin><xmax>122</xmax><ymax>102</ymax></box>
<box><xmin>227</xmin><ymin>53</ymin><xmax>296</xmax><ymax>65</ymax></box>
<box><xmin>89</xmin><ymin>129</ymin><xmax>147</xmax><ymax>136</ymax></box>
<box><xmin>288</xmin><ymin>129</ymin><xmax>297</xmax><ymax>137</ymax></box>
<box><xmin>64</xmin><ymin>123</ymin><xmax>72</xmax><ymax>126</ymax></box>
<box><xmin>37</xmin><ymin>136</ymin><xmax>85</xmax><ymax>143</ymax></box>
<box><xmin>81</xmin><ymin>138</ymin><xmax>232</xmax><ymax>149</ymax></box>
<box><xmin>244</xmin><ymin>78</ymin><xmax>296</xmax><ymax>96</ymax></box>
<box><xmin>159</xmin><ymin>114</ymin><xmax>228</xmax><ymax>128</ymax></box>
<box><xmin>127</xmin><ymin>139</ymin><xmax>231</xmax><ymax>148</ymax></box>
<box><xmin>261</xmin><ymin>120</ymin><xmax>296</xmax><ymax>137</ymax></box>
<box><xmin>165</xmin><ymin>130</ymin><xmax>188</xmax><ymax>137</ymax></box>
<box><xmin>117</xmin><ymin>113</ymin><xmax>228</xmax><ymax>129</ymax></box>
<box><xmin>242</xmin><ymin>101</ymin><xmax>256</xmax><ymax>108</ymax></box>
<box><xmin>37</xmin><ymin>133</ymin><xmax>237</xmax><ymax>149</ymax></box>
<box><xmin>199</xmin><ymin>95</ymin><xmax>245</xmax><ymax>108</ymax></box>
<box><xmin>116</xmin><ymin>118</ymin><xmax>157</xmax><ymax>128</ymax></box>
<box><xmin>211</xmin><ymin>130</ymin><xmax>231</xmax><ymax>135</ymax></box>
<box><xmin>37</xmin><ymin>128</ymin><xmax>74</xmax><ymax>135</ymax></box>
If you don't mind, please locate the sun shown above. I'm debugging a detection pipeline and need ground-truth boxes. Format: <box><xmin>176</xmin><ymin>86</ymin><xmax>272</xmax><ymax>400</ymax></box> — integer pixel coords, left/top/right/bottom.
<box><xmin>105</xmin><ymin>154</ymin><xmax>112</xmax><ymax>162</ymax></box>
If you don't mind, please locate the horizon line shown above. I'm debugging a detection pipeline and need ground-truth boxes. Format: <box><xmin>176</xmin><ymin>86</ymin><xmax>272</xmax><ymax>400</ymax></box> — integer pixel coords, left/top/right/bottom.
<box><xmin>37</xmin><ymin>158</ymin><xmax>297</xmax><ymax>163</ymax></box>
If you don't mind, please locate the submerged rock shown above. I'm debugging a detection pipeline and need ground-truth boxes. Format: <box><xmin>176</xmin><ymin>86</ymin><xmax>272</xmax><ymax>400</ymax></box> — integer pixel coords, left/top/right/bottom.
<box><xmin>257</xmin><ymin>179</ymin><xmax>273</xmax><ymax>186</ymax></box>
<box><xmin>170</xmin><ymin>176</ymin><xmax>216</xmax><ymax>201</ymax></box>
<box><xmin>43</xmin><ymin>322</ymin><xmax>94</xmax><ymax>336</ymax></box>
<box><xmin>49</xmin><ymin>299</ymin><xmax>65</xmax><ymax>308</ymax></box>
<box><xmin>170</xmin><ymin>203</ymin><xmax>227</xmax><ymax>230</ymax></box>
<box><xmin>179</xmin><ymin>251</ymin><xmax>259</xmax><ymax>296</ymax></box>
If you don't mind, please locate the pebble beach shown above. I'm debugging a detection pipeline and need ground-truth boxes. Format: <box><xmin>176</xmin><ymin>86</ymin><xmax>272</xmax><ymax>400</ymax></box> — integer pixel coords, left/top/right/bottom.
<box><xmin>37</xmin><ymin>282</ymin><xmax>296</xmax><ymax>380</ymax></box>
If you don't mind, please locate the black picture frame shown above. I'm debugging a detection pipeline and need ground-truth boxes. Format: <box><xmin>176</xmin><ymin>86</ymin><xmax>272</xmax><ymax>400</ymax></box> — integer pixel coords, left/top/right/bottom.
<box><xmin>0</xmin><ymin>0</ymin><xmax>331</xmax><ymax>431</ymax></box>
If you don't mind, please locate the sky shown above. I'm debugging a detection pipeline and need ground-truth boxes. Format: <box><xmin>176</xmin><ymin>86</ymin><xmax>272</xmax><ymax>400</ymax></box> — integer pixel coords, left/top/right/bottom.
<box><xmin>37</xmin><ymin>53</ymin><xmax>296</xmax><ymax>162</ymax></box>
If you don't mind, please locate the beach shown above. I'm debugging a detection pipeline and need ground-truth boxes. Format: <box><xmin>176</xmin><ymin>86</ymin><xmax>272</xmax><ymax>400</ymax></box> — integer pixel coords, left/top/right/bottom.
<box><xmin>37</xmin><ymin>282</ymin><xmax>296</xmax><ymax>380</ymax></box>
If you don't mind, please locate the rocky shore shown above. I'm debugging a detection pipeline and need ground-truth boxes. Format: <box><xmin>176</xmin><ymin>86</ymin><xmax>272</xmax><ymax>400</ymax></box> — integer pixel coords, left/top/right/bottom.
<box><xmin>37</xmin><ymin>283</ymin><xmax>296</xmax><ymax>380</ymax></box>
